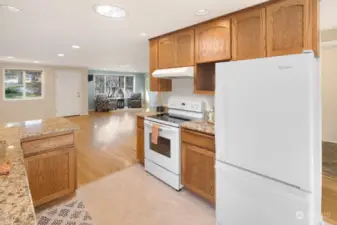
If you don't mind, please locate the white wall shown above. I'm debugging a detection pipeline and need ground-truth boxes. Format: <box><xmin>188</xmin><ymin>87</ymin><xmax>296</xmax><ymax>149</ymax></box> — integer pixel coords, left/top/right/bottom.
<box><xmin>322</xmin><ymin>45</ymin><xmax>337</xmax><ymax>143</ymax></box>
<box><xmin>0</xmin><ymin>62</ymin><xmax>88</xmax><ymax>123</ymax></box>
<box><xmin>161</xmin><ymin>78</ymin><xmax>214</xmax><ymax>110</ymax></box>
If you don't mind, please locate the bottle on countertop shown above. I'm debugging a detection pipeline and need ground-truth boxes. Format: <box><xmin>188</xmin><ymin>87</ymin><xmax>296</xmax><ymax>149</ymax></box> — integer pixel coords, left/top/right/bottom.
<box><xmin>205</xmin><ymin>107</ymin><xmax>215</xmax><ymax>124</ymax></box>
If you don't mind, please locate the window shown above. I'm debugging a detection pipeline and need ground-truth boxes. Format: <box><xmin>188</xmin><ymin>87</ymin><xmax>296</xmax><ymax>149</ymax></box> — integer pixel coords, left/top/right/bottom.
<box><xmin>4</xmin><ymin>69</ymin><xmax>43</xmax><ymax>100</ymax></box>
<box><xmin>94</xmin><ymin>75</ymin><xmax>134</xmax><ymax>98</ymax></box>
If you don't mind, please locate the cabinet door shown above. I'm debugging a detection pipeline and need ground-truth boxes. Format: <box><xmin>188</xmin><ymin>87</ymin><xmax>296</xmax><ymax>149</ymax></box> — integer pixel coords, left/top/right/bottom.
<box><xmin>25</xmin><ymin>147</ymin><xmax>76</xmax><ymax>207</ymax></box>
<box><xmin>195</xmin><ymin>18</ymin><xmax>231</xmax><ymax>63</ymax></box>
<box><xmin>232</xmin><ymin>8</ymin><xmax>266</xmax><ymax>60</ymax></box>
<box><xmin>182</xmin><ymin>143</ymin><xmax>215</xmax><ymax>203</ymax></box>
<box><xmin>175</xmin><ymin>29</ymin><xmax>194</xmax><ymax>67</ymax></box>
<box><xmin>149</xmin><ymin>39</ymin><xmax>159</xmax><ymax>92</ymax></box>
<box><xmin>266</xmin><ymin>0</ymin><xmax>311</xmax><ymax>56</ymax></box>
<box><xmin>137</xmin><ymin>127</ymin><xmax>144</xmax><ymax>164</ymax></box>
<box><xmin>158</xmin><ymin>35</ymin><xmax>176</xmax><ymax>68</ymax></box>
<box><xmin>149</xmin><ymin>39</ymin><xmax>172</xmax><ymax>92</ymax></box>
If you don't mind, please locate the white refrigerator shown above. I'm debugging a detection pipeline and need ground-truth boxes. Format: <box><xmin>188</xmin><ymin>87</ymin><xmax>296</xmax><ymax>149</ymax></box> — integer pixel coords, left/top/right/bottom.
<box><xmin>215</xmin><ymin>52</ymin><xmax>322</xmax><ymax>225</ymax></box>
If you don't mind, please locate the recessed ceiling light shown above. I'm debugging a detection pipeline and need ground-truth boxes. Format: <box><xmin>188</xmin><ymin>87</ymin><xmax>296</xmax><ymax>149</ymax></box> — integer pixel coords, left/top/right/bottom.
<box><xmin>94</xmin><ymin>5</ymin><xmax>126</xmax><ymax>18</ymax></box>
<box><xmin>195</xmin><ymin>9</ymin><xmax>209</xmax><ymax>16</ymax></box>
<box><xmin>72</xmin><ymin>45</ymin><xmax>80</xmax><ymax>49</ymax></box>
<box><xmin>33</xmin><ymin>61</ymin><xmax>39</xmax><ymax>63</ymax></box>
<box><xmin>58</xmin><ymin>54</ymin><xmax>64</xmax><ymax>57</ymax></box>
<box><xmin>7</xmin><ymin>56</ymin><xmax>14</xmax><ymax>59</ymax></box>
<box><xmin>0</xmin><ymin>5</ymin><xmax>21</xmax><ymax>12</ymax></box>
<box><xmin>140</xmin><ymin>32</ymin><xmax>147</xmax><ymax>37</ymax></box>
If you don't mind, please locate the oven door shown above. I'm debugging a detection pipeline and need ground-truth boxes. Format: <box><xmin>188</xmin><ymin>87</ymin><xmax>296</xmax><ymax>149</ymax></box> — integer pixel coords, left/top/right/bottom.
<box><xmin>144</xmin><ymin>120</ymin><xmax>180</xmax><ymax>174</ymax></box>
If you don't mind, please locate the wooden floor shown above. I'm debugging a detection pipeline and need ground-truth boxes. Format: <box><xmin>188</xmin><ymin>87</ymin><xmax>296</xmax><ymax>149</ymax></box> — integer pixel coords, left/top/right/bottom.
<box><xmin>68</xmin><ymin>111</ymin><xmax>337</xmax><ymax>224</ymax></box>
<box><xmin>68</xmin><ymin>110</ymin><xmax>143</xmax><ymax>186</ymax></box>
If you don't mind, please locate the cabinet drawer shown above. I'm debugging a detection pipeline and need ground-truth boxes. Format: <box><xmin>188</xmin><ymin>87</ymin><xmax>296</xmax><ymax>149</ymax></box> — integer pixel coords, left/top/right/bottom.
<box><xmin>181</xmin><ymin>128</ymin><xmax>215</xmax><ymax>152</ymax></box>
<box><xmin>22</xmin><ymin>132</ymin><xmax>74</xmax><ymax>157</ymax></box>
<box><xmin>137</xmin><ymin>116</ymin><xmax>144</xmax><ymax>128</ymax></box>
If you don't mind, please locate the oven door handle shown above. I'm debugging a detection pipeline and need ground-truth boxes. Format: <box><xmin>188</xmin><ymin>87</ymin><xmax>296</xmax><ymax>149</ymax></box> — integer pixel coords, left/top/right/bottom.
<box><xmin>144</xmin><ymin>120</ymin><xmax>175</xmax><ymax>131</ymax></box>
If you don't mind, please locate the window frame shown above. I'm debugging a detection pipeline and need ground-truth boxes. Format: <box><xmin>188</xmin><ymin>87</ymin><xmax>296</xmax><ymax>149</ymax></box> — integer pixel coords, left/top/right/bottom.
<box><xmin>93</xmin><ymin>74</ymin><xmax>135</xmax><ymax>97</ymax></box>
<box><xmin>3</xmin><ymin>68</ymin><xmax>45</xmax><ymax>101</ymax></box>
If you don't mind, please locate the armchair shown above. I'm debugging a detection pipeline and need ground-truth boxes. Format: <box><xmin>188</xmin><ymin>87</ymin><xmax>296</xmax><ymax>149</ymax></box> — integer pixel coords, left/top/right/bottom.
<box><xmin>94</xmin><ymin>94</ymin><xmax>117</xmax><ymax>112</ymax></box>
<box><xmin>128</xmin><ymin>93</ymin><xmax>142</xmax><ymax>108</ymax></box>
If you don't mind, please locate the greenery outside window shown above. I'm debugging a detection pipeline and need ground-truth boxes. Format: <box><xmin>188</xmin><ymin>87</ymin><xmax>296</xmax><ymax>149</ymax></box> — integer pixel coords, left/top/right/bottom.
<box><xmin>4</xmin><ymin>69</ymin><xmax>44</xmax><ymax>100</ymax></box>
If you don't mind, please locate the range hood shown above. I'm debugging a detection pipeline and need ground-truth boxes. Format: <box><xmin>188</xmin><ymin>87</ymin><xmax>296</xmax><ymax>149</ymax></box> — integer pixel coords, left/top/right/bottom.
<box><xmin>152</xmin><ymin>66</ymin><xmax>194</xmax><ymax>79</ymax></box>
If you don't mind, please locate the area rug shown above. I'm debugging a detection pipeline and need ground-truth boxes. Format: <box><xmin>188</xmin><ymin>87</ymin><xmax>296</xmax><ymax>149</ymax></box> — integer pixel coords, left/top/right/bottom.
<box><xmin>36</xmin><ymin>199</ymin><xmax>94</xmax><ymax>225</ymax></box>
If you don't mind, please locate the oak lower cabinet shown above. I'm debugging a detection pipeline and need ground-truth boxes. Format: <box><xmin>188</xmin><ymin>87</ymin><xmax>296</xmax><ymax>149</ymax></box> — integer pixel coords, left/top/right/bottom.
<box><xmin>136</xmin><ymin>116</ymin><xmax>145</xmax><ymax>164</ymax></box>
<box><xmin>181</xmin><ymin>128</ymin><xmax>215</xmax><ymax>204</ymax></box>
<box><xmin>232</xmin><ymin>8</ymin><xmax>266</xmax><ymax>60</ymax></box>
<box><xmin>22</xmin><ymin>132</ymin><xmax>77</xmax><ymax>207</ymax></box>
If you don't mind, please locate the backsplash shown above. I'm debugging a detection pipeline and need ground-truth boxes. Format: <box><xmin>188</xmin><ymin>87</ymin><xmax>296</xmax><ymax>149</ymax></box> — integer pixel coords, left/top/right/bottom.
<box><xmin>161</xmin><ymin>78</ymin><xmax>214</xmax><ymax>111</ymax></box>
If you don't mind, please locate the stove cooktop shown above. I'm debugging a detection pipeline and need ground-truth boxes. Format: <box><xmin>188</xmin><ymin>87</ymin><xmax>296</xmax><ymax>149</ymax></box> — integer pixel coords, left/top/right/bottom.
<box><xmin>147</xmin><ymin>114</ymin><xmax>191</xmax><ymax>125</ymax></box>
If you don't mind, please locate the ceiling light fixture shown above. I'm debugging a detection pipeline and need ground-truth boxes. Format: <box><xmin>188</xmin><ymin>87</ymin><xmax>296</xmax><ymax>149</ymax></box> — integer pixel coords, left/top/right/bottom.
<box><xmin>0</xmin><ymin>5</ymin><xmax>21</xmax><ymax>12</ymax></box>
<box><xmin>94</xmin><ymin>5</ymin><xmax>126</xmax><ymax>18</ymax></box>
<box><xmin>33</xmin><ymin>61</ymin><xmax>39</xmax><ymax>63</ymax></box>
<box><xmin>72</xmin><ymin>45</ymin><xmax>80</xmax><ymax>49</ymax></box>
<box><xmin>58</xmin><ymin>54</ymin><xmax>64</xmax><ymax>57</ymax></box>
<box><xmin>195</xmin><ymin>9</ymin><xmax>209</xmax><ymax>16</ymax></box>
<box><xmin>7</xmin><ymin>56</ymin><xmax>14</xmax><ymax>59</ymax></box>
<box><xmin>140</xmin><ymin>32</ymin><xmax>147</xmax><ymax>37</ymax></box>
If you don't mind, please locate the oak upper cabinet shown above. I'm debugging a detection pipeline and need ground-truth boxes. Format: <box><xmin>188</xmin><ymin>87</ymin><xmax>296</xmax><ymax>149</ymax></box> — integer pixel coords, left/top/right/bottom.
<box><xmin>175</xmin><ymin>29</ymin><xmax>195</xmax><ymax>67</ymax></box>
<box><xmin>158</xmin><ymin>34</ymin><xmax>176</xmax><ymax>69</ymax></box>
<box><xmin>195</xmin><ymin>18</ymin><xmax>231</xmax><ymax>63</ymax></box>
<box><xmin>149</xmin><ymin>39</ymin><xmax>172</xmax><ymax>92</ymax></box>
<box><xmin>232</xmin><ymin>8</ymin><xmax>266</xmax><ymax>60</ymax></box>
<box><xmin>266</xmin><ymin>0</ymin><xmax>312</xmax><ymax>56</ymax></box>
<box><xmin>149</xmin><ymin>39</ymin><xmax>159</xmax><ymax>92</ymax></box>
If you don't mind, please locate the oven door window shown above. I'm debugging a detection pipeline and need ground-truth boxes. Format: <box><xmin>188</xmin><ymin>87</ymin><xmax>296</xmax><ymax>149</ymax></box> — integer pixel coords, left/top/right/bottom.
<box><xmin>149</xmin><ymin>133</ymin><xmax>171</xmax><ymax>158</ymax></box>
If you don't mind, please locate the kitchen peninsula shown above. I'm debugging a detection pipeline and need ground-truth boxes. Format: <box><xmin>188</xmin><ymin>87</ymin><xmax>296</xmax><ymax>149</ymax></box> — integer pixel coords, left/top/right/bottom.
<box><xmin>0</xmin><ymin>117</ymin><xmax>79</xmax><ymax>225</ymax></box>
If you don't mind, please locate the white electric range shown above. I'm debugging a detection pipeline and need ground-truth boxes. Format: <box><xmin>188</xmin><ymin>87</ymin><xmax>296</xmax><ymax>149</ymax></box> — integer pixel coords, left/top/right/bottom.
<box><xmin>144</xmin><ymin>97</ymin><xmax>205</xmax><ymax>190</ymax></box>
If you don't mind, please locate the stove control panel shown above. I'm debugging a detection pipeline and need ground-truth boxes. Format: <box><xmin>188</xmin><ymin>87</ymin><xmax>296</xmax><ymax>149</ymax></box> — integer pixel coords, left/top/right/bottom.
<box><xmin>168</xmin><ymin>97</ymin><xmax>204</xmax><ymax>113</ymax></box>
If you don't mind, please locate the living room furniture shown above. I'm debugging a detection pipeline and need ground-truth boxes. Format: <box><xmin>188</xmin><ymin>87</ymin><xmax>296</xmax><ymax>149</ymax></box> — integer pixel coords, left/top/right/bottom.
<box><xmin>94</xmin><ymin>94</ymin><xmax>117</xmax><ymax>112</ymax></box>
<box><xmin>128</xmin><ymin>93</ymin><xmax>142</xmax><ymax>108</ymax></box>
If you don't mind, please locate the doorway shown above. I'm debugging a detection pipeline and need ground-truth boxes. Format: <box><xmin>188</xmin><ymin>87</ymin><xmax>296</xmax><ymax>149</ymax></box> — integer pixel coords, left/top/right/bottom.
<box><xmin>55</xmin><ymin>70</ymin><xmax>82</xmax><ymax>117</ymax></box>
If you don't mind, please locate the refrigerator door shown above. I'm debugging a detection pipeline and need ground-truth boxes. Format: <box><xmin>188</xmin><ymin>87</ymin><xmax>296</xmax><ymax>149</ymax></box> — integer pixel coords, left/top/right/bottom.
<box><xmin>215</xmin><ymin>53</ymin><xmax>320</xmax><ymax>192</ymax></box>
<box><xmin>216</xmin><ymin>162</ymin><xmax>318</xmax><ymax>225</ymax></box>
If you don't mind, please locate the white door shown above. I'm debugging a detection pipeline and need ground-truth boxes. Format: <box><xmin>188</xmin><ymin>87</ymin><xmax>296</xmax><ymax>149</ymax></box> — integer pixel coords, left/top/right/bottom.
<box><xmin>215</xmin><ymin>53</ymin><xmax>321</xmax><ymax>192</ymax></box>
<box><xmin>55</xmin><ymin>70</ymin><xmax>82</xmax><ymax>117</ymax></box>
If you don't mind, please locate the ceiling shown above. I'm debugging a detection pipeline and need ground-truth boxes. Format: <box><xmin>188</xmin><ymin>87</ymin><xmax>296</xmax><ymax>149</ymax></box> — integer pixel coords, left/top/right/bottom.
<box><xmin>0</xmin><ymin>0</ymin><xmax>336</xmax><ymax>73</ymax></box>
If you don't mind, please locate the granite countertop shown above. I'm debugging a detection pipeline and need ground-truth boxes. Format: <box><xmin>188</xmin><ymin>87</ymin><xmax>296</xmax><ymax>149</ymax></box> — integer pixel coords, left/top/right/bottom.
<box><xmin>136</xmin><ymin>111</ymin><xmax>162</xmax><ymax>118</ymax></box>
<box><xmin>181</xmin><ymin>120</ymin><xmax>214</xmax><ymax>135</ymax></box>
<box><xmin>0</xmin><ymin>117</ymin><xmax>79</xmax><ymax>225</ymax></box>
